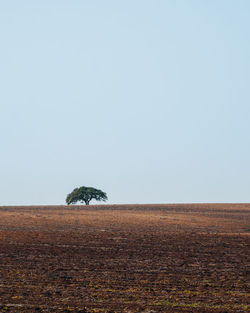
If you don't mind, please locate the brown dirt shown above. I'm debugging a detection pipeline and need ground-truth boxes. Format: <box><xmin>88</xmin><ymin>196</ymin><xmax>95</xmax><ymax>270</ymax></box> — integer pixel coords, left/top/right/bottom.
<box><xmin>0</xmin><ymin>204</ymin><xmax>249</xmax><ymax>312</ymax></box>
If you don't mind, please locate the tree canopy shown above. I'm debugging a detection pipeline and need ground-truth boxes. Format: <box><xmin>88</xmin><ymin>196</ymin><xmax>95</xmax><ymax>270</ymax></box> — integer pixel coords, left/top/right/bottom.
<box><xmin>66</xmin><ymin>186</ymin><xmax>108</xmax><ymax>205</ymax></box>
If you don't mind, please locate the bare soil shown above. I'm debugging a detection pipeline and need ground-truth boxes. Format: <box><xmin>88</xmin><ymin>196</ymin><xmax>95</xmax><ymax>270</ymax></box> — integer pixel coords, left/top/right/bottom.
<box><xmin>0</xmin><ymin>204</ymin><xmax>249</xmax><ymax>312</ymax></box>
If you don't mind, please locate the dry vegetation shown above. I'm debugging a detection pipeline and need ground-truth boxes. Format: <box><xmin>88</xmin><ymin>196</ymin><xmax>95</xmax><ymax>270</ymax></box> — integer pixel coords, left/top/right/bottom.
<box><xmin>0</xmin><ymin>204</ymin><xmax>249</xmax><ymax>312</ymax></box>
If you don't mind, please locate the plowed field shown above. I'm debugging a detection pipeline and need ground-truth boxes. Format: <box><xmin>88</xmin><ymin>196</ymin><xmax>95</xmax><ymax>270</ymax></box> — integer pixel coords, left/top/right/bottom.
<box><xmin>0</xmin><ymin>204</ymin><xmax>249</xmax><ymax>312</ymax></box>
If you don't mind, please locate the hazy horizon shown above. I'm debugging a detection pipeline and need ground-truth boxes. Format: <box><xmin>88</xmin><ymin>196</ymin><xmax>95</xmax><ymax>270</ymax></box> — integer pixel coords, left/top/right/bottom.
<box><xmin>1</xmin><ymin>1</ymin><xmax>250</xmax><ymax>205</ymax></box>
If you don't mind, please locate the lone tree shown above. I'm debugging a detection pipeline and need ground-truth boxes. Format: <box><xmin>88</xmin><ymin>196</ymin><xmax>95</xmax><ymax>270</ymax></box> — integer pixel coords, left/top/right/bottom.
<box><xmin>66</xmin><ymin>186</ymin><xmax>108</xmax><ymax>205</ymax></box>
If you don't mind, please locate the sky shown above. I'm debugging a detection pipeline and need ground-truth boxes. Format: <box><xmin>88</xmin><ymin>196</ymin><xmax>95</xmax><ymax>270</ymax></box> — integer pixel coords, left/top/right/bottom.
<box><xmin>0</xmin><ymin>0</ymin><xmax>250</xmax><ymax>205</ymax></box>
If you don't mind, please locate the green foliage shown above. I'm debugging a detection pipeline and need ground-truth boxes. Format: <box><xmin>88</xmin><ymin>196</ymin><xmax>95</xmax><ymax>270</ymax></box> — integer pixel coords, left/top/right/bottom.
<box><xmin>66</xmin><ymin>186</ymin><xmax>108</xmax><ymax>205</ymax></box>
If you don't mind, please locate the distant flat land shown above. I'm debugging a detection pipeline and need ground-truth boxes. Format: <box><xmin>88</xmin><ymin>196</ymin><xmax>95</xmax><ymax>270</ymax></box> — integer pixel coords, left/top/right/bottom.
<box><xmin>0</xmin><ymin>204</ymin><xmax>249</xmax><ymax>312</ymax></box>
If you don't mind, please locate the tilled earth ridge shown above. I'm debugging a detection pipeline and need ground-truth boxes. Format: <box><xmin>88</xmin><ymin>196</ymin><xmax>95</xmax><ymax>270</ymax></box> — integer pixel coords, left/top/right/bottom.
<box><xmin>0</xmin><ymin>205</ymin><xmax>249</xmax><ymax>312</ymax></box>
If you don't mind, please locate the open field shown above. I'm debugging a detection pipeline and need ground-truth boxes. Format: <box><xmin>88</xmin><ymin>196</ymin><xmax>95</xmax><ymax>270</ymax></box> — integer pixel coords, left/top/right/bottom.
<box><xmin>0</xmin><ymin>204</ymin><xmax>249</xmax><ymax>312</ymax></box>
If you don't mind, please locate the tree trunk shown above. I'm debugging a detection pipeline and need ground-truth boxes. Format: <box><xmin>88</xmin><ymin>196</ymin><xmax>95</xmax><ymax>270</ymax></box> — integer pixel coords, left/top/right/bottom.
<box><xmin>84</xmin><ymin>200</ymin><xmax>90</xmax><ymax>205</ymax></box>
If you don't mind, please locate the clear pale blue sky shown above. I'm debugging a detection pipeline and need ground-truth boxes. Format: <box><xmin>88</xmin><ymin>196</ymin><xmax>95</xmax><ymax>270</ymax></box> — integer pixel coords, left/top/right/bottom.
<box><xmin>1</xmin><ymin>0</ymin><xmax>250</xmax><ymax>205</ymax></box>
